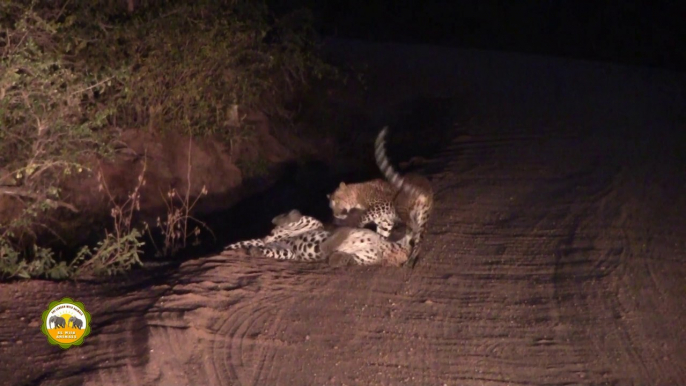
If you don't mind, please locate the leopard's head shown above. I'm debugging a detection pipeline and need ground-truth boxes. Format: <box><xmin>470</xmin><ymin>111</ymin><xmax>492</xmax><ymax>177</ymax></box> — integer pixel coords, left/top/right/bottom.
<box><xmin>271</xmin><ymin>209</ymin><xmax>323</xmax><ymax>234</ymax></box>
<box><xmin>272</xmin><ymin>209</ymin><xmax>303</xmax><ymax>226</ymax></box>
<box><xmin>327</xmin><ymin>182</ymin><xmax>362</xmax><ymax>220</ymax></box>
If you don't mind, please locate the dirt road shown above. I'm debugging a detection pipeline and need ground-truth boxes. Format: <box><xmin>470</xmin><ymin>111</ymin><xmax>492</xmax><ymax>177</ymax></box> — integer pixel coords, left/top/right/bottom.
<box><xmin>1</xmin><ymin>39</ymin><xmax>685</xmax><ymax>385</ymax></box>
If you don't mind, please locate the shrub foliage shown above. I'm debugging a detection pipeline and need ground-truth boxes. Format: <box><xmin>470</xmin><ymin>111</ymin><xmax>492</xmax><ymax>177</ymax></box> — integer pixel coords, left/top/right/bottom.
<box><xmin>0</xmin><ymin>0</ymin><xmax>335</xmax><ymax>279</ymax></box>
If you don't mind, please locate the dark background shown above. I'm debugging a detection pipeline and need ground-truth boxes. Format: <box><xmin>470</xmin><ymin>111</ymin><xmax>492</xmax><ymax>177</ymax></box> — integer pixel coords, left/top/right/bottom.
<box><xmin>268</xmin><ymin>0</ymin><xmax>686</xmax><ymax>72</ymax></box>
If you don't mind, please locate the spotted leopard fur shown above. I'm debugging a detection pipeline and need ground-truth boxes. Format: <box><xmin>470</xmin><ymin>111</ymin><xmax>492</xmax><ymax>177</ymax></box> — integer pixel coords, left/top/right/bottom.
<box><xmin>321</xmin><ymin>226</ymin><xmax>413</xmax><ymax>267</ymax></box>
<box><xmin>247</xmin><ymin>228</ymin><xmax>331</xmax><ymax>261</ymax></box>
<box><xmin>327</xmin><ymin>126</ymin><xmax>434</xmax><ymax>266</ymax></box>
<box><xmin>224</xmin><ymin>209</ymin><xmax>411</xmax><ymax>266</ymax></box>
<box><xmin>223</xmin><ymin>209</ymin><xmax>324</xmax><ymax>252</ymax></box>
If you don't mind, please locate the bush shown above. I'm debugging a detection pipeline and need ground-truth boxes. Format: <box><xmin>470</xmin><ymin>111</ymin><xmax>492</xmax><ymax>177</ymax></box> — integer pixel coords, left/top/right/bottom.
<box><xmin>66</xmin><ymin>0</ymin><xmax>338</xmax><ymax>137</ymax></box>
<box><xmin>0</xmin><ymin>1</ymin><xmax>127</xmax><ymax>279</ymax></box>
<box><xmin>0</xmin><ymin>2</ymin><xmax>123</xmax><ymax>204</ymax></box>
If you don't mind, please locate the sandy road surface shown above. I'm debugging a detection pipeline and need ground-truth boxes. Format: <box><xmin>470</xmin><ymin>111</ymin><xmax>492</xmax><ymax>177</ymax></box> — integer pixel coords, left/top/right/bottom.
<box><xmin>1</xmin><ymin>39</ymin><xmax>685</xmax><ymax>385</ymax></box>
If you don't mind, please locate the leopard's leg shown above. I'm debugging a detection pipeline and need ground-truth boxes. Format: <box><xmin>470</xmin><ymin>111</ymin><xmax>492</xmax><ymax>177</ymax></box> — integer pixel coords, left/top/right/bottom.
<box><xmin>224</xmin><ymin>238</ymin><xmax>265</xmax><ymax>251</ymax></box>
<box><xmin>381</xmin><ymin>242</ymin><xmax>410</xmax><ymax>267</ymax></box>
<box><xmin>263</xmin><ymin>231</ymin><xmax>293</xmax><ymax>244</ymax></box>
<box><xmin>358</xmin><ymin>202</ymin><xmax>397</xmax><ymax>238</ymax></box>
<box><xmin>407</xmin><ymin>233</ymin><xmax>422</xmax><ymax>267</ymax></box>
<box><xmin>407</xmin><ymin>207</ymin><xmax>430</xmax><ymax>267</ymax></box>
<box><xmin>248</xmin><ymin>243</ymin><xmax>296</xmax><ymax>260</ymax></box>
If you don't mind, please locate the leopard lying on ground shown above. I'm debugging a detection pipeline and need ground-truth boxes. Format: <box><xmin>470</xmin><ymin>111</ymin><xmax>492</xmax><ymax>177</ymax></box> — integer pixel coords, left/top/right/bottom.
<box><xmin>327</xmin><ymin>126</ymin><xmax>434</xmax><ymax>266</ymax></box>
<box><xmin>223</xmin><ymin>209</ymin><xmax>328</xmax><ymax>261</ymax></box>
<box><xmin>321</xmin><ymin>225</ymin><xmax>413</xmax><ymax>267</ymax></box>
<box><xmin>223</xmin><ymin>209</ymin><xmax>411</xmax><ymax>266</ymax></box>
<box><xmin>223</xmin><ymin>209</ymin><xmax>324</xmax><ymax>252</ymax></box>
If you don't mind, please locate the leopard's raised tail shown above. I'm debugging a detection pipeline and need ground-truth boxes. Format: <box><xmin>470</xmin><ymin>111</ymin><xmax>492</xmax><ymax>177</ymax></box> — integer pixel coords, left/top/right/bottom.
<box><xmin>374</xmin><ymin>126</ymin><xmax>434</xmax><ymax>266</ymax></box>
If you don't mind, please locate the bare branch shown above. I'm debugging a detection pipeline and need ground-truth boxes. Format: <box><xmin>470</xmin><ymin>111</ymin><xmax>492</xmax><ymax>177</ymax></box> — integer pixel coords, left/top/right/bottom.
<box><xmin>0</xmin><ymin>186</ymin><xmax>79</xmax><ymax>213</ymax></box>
<box><xmin>69</xmin><ymin>76</ymin><xmax>114</xmax><ymax>97</ymax></box>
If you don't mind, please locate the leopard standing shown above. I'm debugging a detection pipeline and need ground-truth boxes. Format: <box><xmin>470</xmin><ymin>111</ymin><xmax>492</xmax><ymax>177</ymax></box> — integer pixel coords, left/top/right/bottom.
<box><xmin>327</xmin><ymin>126</ymin><xmax>434</xmax><ymax>266</ymax></box>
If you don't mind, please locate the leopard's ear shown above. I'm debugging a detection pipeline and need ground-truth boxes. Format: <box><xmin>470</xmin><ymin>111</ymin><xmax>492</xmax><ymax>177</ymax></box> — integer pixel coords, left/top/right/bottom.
<box><xmin>326</xmin><ymin>194</ymin><xmax>331</xmax><ymax>199</ymax></box>
<box><xmin>271</xmin><ymin>213</ymin><xmax>284</xmax><ymax>225</ymax></box>
<box><xmin>339</xmin><ymin>182</ymin><xmax>346</xmax><ymax>188</ymax></box>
